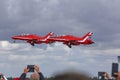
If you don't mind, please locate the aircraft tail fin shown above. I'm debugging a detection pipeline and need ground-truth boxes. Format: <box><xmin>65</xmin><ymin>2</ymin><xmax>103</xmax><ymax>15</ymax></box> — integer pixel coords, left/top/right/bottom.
<box><xmin>43</xmin><ymin>32</ymin><xmax>54</xmax><ymax>41</ymax></box>
<box><xmin>82</xmin><ymin>32</ymin><xmax>93</xmax><ymax>39</ymax></box>
<box><xmin>79</xmin><ymin>32</ymin><xmax>93</xmax><ymax>43</ymax></box>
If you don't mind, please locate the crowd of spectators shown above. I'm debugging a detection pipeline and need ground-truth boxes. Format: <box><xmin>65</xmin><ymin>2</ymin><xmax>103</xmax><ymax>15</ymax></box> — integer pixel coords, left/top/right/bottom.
<box><xmin>1</xmin><ymin>64</ymin><xmax>120</xmax><ymax>80</ymax></box>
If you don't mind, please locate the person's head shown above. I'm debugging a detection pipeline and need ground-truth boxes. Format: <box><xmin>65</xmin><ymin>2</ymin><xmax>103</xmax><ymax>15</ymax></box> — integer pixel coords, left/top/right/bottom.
<box><xmin>0</xmin><ymin>74</ymin><xmax>6</xmax><ymax>80</ymax></box>
<box><xmin>52</xmin><ymin>71</ymin><xmax>90</xmax><ymax>80</ymax></box>
<box><xmin>0</xmin><ymin>76</ymin><xmax>4</xmax><ymax>80</ymax></box>
<box><xmin>30</xmin><ymin>73</ymin><xmax>40</xmax><ymax>80</ymax></box>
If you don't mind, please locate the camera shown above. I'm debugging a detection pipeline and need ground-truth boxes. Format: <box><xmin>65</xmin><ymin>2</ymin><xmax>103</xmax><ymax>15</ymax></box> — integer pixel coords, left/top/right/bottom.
<box><xmin>98</xmin><ymin>72</ymin><xmax>105</xmax><ymax>76</ymax></box>
<box><xmin>111</xmin><ymin>63</ymin><xmax>119</xmax><ymax>77</ymax></box>
<box><xmin>98</xmin><ymin>72</ymin><xmax>105</xmax><ymax>79</ymax></box>
<box><xmin>27</xmin><ymin>65</ymin><xmax>34</xmax><ymax>72</ymax></box>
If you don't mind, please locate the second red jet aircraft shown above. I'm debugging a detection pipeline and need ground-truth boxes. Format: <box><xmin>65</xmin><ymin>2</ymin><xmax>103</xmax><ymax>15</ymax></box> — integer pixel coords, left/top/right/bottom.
<box><xmin>48</xmin><ymin>32</ymin><xmax>94</xmax><ymax>48</ymax></box>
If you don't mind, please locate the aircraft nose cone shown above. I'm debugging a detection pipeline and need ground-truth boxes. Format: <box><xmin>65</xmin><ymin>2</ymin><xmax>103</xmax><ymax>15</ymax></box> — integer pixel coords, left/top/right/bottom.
<box><xmin>12</xmin><ymin>36</ymin><xmax>16</xmax><ymax>39</ymax></box>
<box><xmin>12</xmin><ymin>36</ymin><xmax>20</xmax><ymax>39</ymax></box>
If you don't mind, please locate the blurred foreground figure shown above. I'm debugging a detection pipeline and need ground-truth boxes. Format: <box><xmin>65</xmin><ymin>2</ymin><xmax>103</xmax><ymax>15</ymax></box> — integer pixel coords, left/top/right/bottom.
<box><xmin>0</xmin><ymin>73</ymin><xmax>7</xmax><ymax>80</ymax></box>
<box><xmin>20</xmin><ymin>65</ymin><xmax>45</xmax><ymax>80</ymax></box>
<box><xmin>52</xmin><ymin>71</ymin><xmax>91</xmax><ymax>80</ymax></box>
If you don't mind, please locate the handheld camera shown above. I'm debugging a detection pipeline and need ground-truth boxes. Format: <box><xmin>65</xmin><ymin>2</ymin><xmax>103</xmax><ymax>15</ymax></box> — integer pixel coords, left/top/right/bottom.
<box><xmin>98</xmin><ymin>72</ymin><xmax>105</xmax><ymax>76</ymax></box>
<box><xmin>27</xmin><ymin>65</ymin><xmax>34</xmax><ymax>72</ymax></box>
<box><xmin>111</xmin><ymin>63</ymin><xmax>119</xmax><ymax>77</ymax></box>
<box><xmin>98</xmin><ymin>72</ymin><xmax>105</xmax><ymax>79</ymax></box>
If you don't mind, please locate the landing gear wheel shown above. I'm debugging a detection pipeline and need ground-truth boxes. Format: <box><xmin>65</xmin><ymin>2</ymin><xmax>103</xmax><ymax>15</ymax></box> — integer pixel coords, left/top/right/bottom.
<box><xmin>67</xmin><ymin>43</ymin><xmax>72</xmax><ymax>48</ymax></box>
<box><xmin>31</xmin><ymin>41</ymin><xmax>35</xmax><ymax>46</ymax></box>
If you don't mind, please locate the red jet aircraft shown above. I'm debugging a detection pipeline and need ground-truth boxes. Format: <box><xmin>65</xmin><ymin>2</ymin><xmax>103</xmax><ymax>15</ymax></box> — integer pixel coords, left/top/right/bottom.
<box><xmin>48</xmin><ymin>32</ymin><xmax>94</xmax><ymax>48</ymax></box>
<box><xmin>12</xmin><ymin>32</ymin><xmax>54</xmax><ymax>46</ymax></box>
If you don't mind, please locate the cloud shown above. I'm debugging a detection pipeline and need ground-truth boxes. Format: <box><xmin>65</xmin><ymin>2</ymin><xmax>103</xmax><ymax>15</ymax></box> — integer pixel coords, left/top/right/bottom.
<box><xmin>0</xmin><ymin>40</ymin><xmax>119</xmax><ymax>77</ymax></box>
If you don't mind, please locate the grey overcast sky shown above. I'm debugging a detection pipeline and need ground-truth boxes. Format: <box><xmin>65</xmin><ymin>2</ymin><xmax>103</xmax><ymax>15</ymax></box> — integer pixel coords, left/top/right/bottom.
<box><xmin>0</xmin><ymin>0</ymin><xmax>120</xmax><ymax>78</ymax></box>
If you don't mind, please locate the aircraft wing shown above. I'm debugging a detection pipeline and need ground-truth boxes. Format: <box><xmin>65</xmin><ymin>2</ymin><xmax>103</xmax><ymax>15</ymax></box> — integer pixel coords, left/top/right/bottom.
<box><xmin>48</xmin><ymin>37</ymin><xmax>77</xmax><ymax>45</ymax></box>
